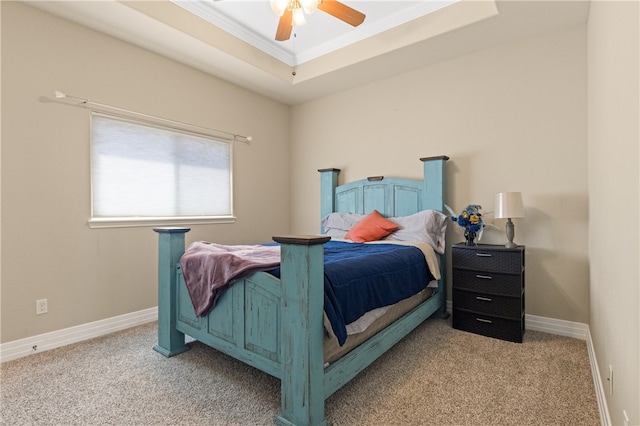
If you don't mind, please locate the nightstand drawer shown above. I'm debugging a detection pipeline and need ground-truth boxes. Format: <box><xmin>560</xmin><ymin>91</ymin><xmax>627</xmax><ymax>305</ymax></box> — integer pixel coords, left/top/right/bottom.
<box><xmin>452</xmin><ymin>247</ymin><xmax>523</xmax><ymax>274</ymax></box>
<box><xmin>453</xmin><ymin>309</ymin><xmax>524</xmax><ymax>343</ymax></box>
<box><xmin>452</xmin><ymin>268</ymin><xmax>523</xmax><ymax>296</ymax></box>
<box><xmin>452</xmin><ymin>289</ymin><xmax>522</xmax><ymax>318</ymax></box>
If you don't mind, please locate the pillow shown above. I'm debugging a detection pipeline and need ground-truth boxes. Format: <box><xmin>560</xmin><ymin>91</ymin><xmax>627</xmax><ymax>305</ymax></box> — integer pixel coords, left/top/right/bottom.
<box><xmin>344</xmin><ymin>210</ymin><xmax>400</xmax><ymax>242</ymax></box>
<box><xmin>385</xmin><ymin>210</ymin><xmax>449</xmax><ymax>254</ymax></box>
<box><xmin>321</xmin><ymin>212</ymin><xmax>365</xmax><ymax>239</ymax></box>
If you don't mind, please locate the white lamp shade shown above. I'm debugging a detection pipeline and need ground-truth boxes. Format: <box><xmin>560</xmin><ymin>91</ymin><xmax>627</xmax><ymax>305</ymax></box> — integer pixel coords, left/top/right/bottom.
<box><xmin>495</xmin><ymin>192</ymin><xmax>524</xmax><ymax>219</ymax></box>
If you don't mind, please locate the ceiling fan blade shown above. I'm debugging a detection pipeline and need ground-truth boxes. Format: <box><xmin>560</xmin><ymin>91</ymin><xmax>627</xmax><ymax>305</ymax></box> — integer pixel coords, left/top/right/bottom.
<box><xmin>275</xmin><ymin>9</ymin><xmax>293</xmax><ymax>41</ymax></box>
<box><xmin>318</xmin><ymin>0</ymin><xmax>365</xmax><ymax>27</ymax></box>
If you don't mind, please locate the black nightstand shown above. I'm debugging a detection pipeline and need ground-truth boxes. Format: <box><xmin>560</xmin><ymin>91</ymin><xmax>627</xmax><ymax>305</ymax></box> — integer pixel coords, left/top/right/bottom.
<box><xmin>452</xmin><ymin>243</ymin><xmax>525</xmax><ymax>343</ymax></box>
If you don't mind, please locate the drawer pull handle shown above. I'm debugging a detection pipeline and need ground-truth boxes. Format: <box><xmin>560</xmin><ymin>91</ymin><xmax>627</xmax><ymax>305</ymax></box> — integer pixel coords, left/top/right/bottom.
<box><xmin>476</xmin><ymin>253</ymin><xmax>493</xmax><ymax>257</ymax></box>
<box><xmin>476</xmin><ymin>318</ymin><xmax>493</xmax><ymax>324</ymax></box>
<box><xmin>475</xmin><ymin>274</ymin><xmax>493</xmax><ymax>280</ymax></box>
<box><xmin>476</xmin><ymin>296</ymin><xmax>493</xmax><ymax>302</ymax></box>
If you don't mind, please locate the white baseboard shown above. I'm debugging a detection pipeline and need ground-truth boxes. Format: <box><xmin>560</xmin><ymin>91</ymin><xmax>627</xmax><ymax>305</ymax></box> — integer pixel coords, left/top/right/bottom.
<box><xmin>525</xmin><ymin>314</ymin><xmax>589</xmax><ymax>340</ymax></box>
<box><xmin>586</xmin><ymin>327</ymin><xmax>611</xmax><ymax>426</ymax></box>
<box><xmin>0</xmin><ymin>307</ymin><xmax>157</xmax><ymax>363</ymax></box>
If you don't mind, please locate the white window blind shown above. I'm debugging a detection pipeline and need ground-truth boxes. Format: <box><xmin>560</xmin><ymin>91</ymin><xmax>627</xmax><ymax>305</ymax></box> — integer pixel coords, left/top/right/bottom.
<box><xmin>90</xmin><ymin>113</ymin><xmax>233</xmax><ymax>227</ymax></box>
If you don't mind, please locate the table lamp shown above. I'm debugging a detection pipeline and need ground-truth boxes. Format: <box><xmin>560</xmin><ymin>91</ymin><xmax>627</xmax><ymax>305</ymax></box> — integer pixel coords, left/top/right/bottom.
<box><xmin>495</xmin><ymin>192</ymin><xmax>524</xmax><ymax>248</ymax></box>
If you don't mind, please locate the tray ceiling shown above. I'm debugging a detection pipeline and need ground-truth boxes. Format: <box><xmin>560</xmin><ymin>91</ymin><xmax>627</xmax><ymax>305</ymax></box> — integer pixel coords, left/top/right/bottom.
<box><xmin>25</xmin><ymin>0</ymin><xmax>590</xmax><ymax>105</ymax></box>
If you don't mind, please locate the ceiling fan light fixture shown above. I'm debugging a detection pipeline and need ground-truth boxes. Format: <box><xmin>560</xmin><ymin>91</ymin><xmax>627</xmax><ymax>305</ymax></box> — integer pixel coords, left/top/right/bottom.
<box><xmin>292</xmin><ymin>6</ymin><xmax>307</xmax><ymax>26</ymax></box>
<box><xmin>270</xmin><ymin>0</ymin><xmax>289</xmax><ymax>16</ymax></box>
<box><xmin>300</xmin><ymin>0</ymin><xmax>319</xmax><ymax>14</ymax></box>
<box><xmin>272</xmin><ymin>0</ymin><xmax>365</xmax><ymax>41</ymax></box>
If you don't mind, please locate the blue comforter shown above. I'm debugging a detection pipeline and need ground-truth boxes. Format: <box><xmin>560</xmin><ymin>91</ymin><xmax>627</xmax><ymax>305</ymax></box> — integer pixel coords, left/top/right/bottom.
<box><xmin>269</xmin><ymin>241</ymin><xmax>433</xmax><ymax>346</ymax></box>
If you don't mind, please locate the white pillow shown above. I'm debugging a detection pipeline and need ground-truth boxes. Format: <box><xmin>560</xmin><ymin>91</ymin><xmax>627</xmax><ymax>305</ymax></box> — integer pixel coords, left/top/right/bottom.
<box><xmin>321</xmin><ymin>212</ymin><xmax>365</xmax><ymax>239</ymax></box>
<box><xmin>385</xmin><ymin>210</ymin><xmax>449</xmax><ymax>254</ymax></box>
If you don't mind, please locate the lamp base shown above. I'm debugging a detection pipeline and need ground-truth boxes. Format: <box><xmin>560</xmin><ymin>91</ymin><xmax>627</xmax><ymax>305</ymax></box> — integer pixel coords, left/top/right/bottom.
<box><xmin>504</xmin><ymin>218</ymin><xmax>518</xmax><ymax>248</ymax></box>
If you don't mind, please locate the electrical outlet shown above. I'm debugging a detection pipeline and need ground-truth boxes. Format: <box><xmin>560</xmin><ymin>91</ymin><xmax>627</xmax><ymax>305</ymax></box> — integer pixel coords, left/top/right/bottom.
<box><xmin>36</xmin><ymin>299</ymin><xmax>48</xmax><ymax>315</ymax></box>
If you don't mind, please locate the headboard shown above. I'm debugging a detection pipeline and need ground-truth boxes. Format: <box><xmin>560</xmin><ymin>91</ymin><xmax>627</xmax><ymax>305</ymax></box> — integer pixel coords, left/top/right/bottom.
<box><xmin>318</xmin><ymin>156</ymin><xmax>449</xmax><ymax>221</ymax></box>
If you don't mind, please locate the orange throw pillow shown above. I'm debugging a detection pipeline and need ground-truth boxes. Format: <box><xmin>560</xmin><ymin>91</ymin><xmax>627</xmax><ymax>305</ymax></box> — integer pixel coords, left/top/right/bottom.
<box><xmin>344</xmin><ymin>210</ymin><xmax>400</xmax><ymax>242</ymax></box>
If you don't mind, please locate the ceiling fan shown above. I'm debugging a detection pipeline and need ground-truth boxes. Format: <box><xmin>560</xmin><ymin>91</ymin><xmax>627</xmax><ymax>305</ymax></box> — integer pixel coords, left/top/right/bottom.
<box><xmin>270</xmin><ymin>0</ymin><xmax>366</xmax><ymax>41</ymax></box>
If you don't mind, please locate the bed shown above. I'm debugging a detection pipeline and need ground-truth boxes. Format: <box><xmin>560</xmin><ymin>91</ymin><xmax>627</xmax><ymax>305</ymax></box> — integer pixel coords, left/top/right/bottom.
<box><xmin>153</xmin><ymin>155</ymin><xmax>449</xmax><ymax>426</ymax></box>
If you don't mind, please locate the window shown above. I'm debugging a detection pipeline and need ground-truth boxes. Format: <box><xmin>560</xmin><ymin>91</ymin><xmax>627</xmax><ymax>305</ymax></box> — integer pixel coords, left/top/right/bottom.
<box><xmin>89</xmin><ymin>113</ymin><xmax>233</xmax><ymax>228</ymax></box>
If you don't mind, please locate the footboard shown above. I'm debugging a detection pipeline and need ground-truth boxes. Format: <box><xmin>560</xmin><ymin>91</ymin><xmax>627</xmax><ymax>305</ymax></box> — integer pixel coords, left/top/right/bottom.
<box><xmin>153</xmin><ymin>228</ymin><xmax>331</xmax><ymax>426</ymax></box>
<box><xmin>175</xmin><ymin>256</ymin><xmax>284</xmax><ymax>375</ymax></box>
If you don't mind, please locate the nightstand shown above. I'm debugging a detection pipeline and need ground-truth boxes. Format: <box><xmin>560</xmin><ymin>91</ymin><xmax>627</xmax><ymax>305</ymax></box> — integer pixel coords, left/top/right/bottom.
<box><xmin>452</xmin><ymin>243</ymin><xmax>525</xmax><ymax>343</ymax></box>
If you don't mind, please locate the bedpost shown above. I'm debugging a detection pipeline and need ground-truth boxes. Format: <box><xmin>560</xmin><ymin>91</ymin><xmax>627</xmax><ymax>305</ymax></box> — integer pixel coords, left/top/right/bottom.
<box><xmin>318</xmin><ymin>168</ymin><xmax>340</xmax><ymax>233</ymax></box>
<box><xmin>272</xmin><ymin>235</ymin><xmax>331</xmax><ymax>426</ymax></box>
<box><xmin>420</xmin><ymin>156</ymin><xmax>450</xmax><ymax>319</ymax></box>
<box><xmin>153</xmin><ymin>227</ymin><xmax>191</xmax><ymax>357</ymax></box>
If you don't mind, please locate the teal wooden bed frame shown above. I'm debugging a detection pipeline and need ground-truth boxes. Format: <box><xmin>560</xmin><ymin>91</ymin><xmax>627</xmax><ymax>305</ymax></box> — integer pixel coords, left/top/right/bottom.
<box><xmin>153</xmin><ymin>155</ymin><xmax>449</xmax><ymax>426</ymax></box>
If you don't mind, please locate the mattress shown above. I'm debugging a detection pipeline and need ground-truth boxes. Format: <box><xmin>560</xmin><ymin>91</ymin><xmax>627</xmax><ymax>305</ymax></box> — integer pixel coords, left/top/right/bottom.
<box><xmin>323</xmin><ymin>287</ymin><xmax>434</xmax><ymax>364</ymax></box>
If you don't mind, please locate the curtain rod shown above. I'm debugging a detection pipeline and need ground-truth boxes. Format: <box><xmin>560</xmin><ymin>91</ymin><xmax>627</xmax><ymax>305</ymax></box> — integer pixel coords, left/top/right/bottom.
<box><xmin>52</xmin><ymin>91</ymin><xmax>253</xmax><ymax>144</ymax></box>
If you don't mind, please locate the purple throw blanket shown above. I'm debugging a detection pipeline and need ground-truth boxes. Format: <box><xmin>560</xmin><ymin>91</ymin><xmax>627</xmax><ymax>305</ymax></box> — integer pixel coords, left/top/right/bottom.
<box><xmin>180</xmin><ymin>241</ymin><xmax>281</xmax><ymax>317</ymax></box>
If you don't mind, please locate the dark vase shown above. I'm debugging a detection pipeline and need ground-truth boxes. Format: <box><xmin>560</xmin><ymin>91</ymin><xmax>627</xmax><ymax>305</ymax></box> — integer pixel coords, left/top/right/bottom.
<box><xmin>465</xmin><ymin>230</ymin><xmax>476</xmax><ymax>246</ymax></box>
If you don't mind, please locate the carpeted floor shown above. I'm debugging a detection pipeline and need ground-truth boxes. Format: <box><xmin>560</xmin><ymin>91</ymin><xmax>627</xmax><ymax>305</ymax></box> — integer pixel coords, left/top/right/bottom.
<box><xmin>0</xmin><ymin>318</ymin><xmax>600</xmax><ymax>425</ymax></box>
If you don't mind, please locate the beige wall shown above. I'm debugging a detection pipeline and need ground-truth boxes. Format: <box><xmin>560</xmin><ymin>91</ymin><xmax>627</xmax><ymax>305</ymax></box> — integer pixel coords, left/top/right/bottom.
<box><xmin>291</xmin><ymin>24</ymin><xmax>589</xmax><ymax>324</ymax></box>
<box><xmin>588</xmin><ymin>1</ymin><xmax>640</xmax><ymax>424</ymax></box>
<box><xmin>0</xmin><ymin>2</ymin><xmax>291</xmax><ymax>342</ymax></box>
